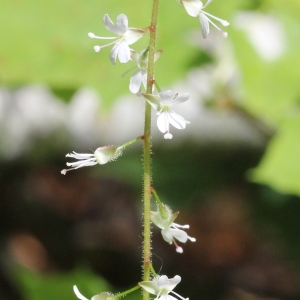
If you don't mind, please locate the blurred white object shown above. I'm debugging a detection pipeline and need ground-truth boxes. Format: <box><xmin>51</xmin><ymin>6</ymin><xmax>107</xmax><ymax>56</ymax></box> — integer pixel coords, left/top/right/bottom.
<box><xmin>0</xmin><ymin>85</ymin><xmax>67</xmax><ymax>159</ymax></box>
<box><xmin>0</xmin><ymin>69</ymin><xmax>266</xmax><ymax>160</ymax></box>
<box><xmin>234</xmin><ymin>11</ymin><xmax>286</xmax><ymax>61</ymax></box>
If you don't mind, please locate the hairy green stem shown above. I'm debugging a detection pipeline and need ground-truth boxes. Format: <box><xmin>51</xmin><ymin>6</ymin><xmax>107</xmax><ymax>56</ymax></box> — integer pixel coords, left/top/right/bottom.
<box><xmin>142</xmin><ymin>0</ymin><xmax>160</xmax><ymax>299</ymax></box>
<box><xmin>114</xmin><ymin>285</ymin><xmax>140</xmax><ymax>300</ymax></box>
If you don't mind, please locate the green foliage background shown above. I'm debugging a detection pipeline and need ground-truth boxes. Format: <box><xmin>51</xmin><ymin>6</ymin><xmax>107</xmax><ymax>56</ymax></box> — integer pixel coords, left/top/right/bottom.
<box><xmin>1</xmin><ymin>0</ymin><xmax>300</xmax><ymax>298</ymax></box>
<box><xmin>3</xmin><ymin>0</ymin><xmax>299</xmax><ymax>196</ymax></box>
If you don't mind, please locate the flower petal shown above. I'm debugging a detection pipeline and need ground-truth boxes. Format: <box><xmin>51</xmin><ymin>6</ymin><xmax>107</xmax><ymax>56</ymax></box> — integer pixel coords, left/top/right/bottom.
<box><xmin>130</xmin><ymin>50</ymin><xmax>140</xmax><ymax>65</ymax></box>
<box><xmin>163</xmin><ymin>228</ymin><xmax>189</xmax><ymax>243</ymax></box>
<box><xmin>173</xmin><ymin>93</ymin><xmax>190</xmax><ymax>105</ymax></box>
<box><xmin>115</xmin><ymin>14</ymin><xmax>128</xmax><ymax>33</ymax></box>
<box><xmin>124</xmin><ymin>28</ymin><xmax>146</xmax><ymax>45</ymax></box>
<box><xmin>199</xmin><ymin>13</ymin><xmax>210</xmax><ymax>38</ymax></box>
<box><xmin>167</xmin><ymin>111</ymin><xmax>189</xmax><ymax>130</ymax></box>
<box><xmin>139</xmin><ymin>280</ymin><xmax>160</xmax><ymax>295</ymax></box>
<box><xmin>66</xmin><ymin>152</ymin><xmax>94</xmax><ymax>159</ymax></box>
<box><xmin>159</xmin><ymin>90</ymin><xmax>174</xmax><ymax>102</ymax></box>
<box><xmin>73</xmin><ymin>286</ymin><xmax>89</xmax><ymax>300</ymax></box>
<box><xmin>157</xmin><ymin>112</ymin><xmax>170</xmax><ymax>133</ymax></box>
<box><xmin>182</xmin><ymin>0</ymin><xmax>202</xmax><ymax>17</ymax></box>
<box><xmin>110</xmin><ymin>41</ymin><xmax>131</xmax><ymax>64</ymax></box>
<box><xmin>158</xmin><ymin>275</ymin><xmax>181</xmax><ymax>291</ymax></box>
<box><xmin>103</xmin><ymin>14</ymin><xmax>127</xmax><ymax>35</ymax></box>
<box><xmin>161</xmin><ymin>228</ymin><xmax>174</xmax><ymax>243</ymax></box>
<box><xmin>130</xmin><ymin>70</ymin><xmax>144</xmax><ymax>94</ymax></box>
<box><xmin>66</xmin><ymin>160</ymin><xmax>98</xmax><ymax>168</ymax></box>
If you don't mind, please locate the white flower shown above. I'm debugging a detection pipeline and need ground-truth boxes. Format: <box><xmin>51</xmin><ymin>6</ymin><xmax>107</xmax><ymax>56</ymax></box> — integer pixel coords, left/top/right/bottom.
<box><xmin>73</xmin><ymin>285</ymin><xmax>114</xmax><ymax>300</ymax></box>
<box><xmin>88</xmin><ymin>14</ymin><xmax>146</xmax><ymax>64</ymax></box>
<box><xmin>128</xmin><ymin>49</ymin><xmax>163</xmax><ymax>94</ymax></box>
<box><xmin>143</xmin><ymin>90</ymin><xmax>190</xmax><ymax>139</ymax></box>
<box><xmin>129</xmin><ymin>49</ymin><xmax>148</xmax><ymax>94</ymax></box>
<box><xmin>139</xmin><ymin>275</ymin><xmax>189</xmax><ymax>300</ymax></box>
<box><xmin>180</xmin><ymin>0</ymin><xmax>229</xmax><ymax>38</ymax></box>
<box><xmin>61</xmin><ymin>146</ymin><xmax>123</xmax><ymax>174</ymax></box>
<box><xmin>151</xmin><ymin>204</ymin><xmax>196</xmax><ymax>253</ymax></box>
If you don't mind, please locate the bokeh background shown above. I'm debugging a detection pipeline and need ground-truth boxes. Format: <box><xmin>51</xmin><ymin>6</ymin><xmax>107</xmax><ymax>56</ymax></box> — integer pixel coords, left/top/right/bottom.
<box><xmin>1</xmin><ymin>0</ymin><xmax>300</xmax><ymax>299</ymax></box>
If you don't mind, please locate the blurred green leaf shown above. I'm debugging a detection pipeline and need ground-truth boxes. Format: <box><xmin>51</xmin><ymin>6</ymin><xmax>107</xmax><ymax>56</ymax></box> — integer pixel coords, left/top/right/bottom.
<box><xmin>232</xmin><ymin>12</ymin><xmax>300</xmax><ymax>123</ymax></box>
<box><xmin>16</xmin><ymin>266</ymin><xmax>110</xmax><ymax>300</ymax></box>
<box><xmin>231</xmin><ymin>1</ymin><xmax>300</xmax><ymax>196</ymax></box>
<box><xmin>0</xmin><ymin>0</ymin><xmax>207</xmax><ymax>109</ymax></box>
<box><xmin>250</xmin><ymin>116</ymin><xmax>300</xmax><ymax>196</ymax></box>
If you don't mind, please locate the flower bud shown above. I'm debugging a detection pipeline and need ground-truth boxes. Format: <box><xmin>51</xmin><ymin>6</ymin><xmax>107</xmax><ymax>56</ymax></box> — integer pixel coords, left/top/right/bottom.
<box><xmin>94</xmin><ymin>146</ymin><xmax>122</xmax><ymax>164</ymax></box>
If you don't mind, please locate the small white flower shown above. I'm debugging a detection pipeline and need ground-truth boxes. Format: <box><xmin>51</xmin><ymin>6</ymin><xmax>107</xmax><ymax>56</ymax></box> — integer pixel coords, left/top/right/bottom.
<box><xmin>61</xmin><ymin>146</ymin><xmax>123</xmax><ymax>174</ymax></box>
<box><xmin>143</xmin><ymin>90</ymin><xmax>190</xmax><ymax>139</ymax></box>
<box><xmin>128</xmin><ymin>49</ymin><xmax>163</xmax><ymax>94</ymax></box>
<box><xmin>180</xmin><ymin>0</ymin><xmax>229</xmax><ymax>38</ymax></box>
<box><xmin>73</xmin><ymin>285</ymin><xmax>114</xmax><ymax>300</ymax></box>
<box><xmin>151</xmin><ymin>204</ymin><xmax>196</xmax><ymax>253</ymax></box>
<box><xmin>129</xmin><ymin>49</ymin><xmax>149</xmax><ymax>94</ymax></box>
<box><xmin>139</xmin><ymin>275</ymin><xmax>189</xmax><ymax>300</ymax></box>
<box><xmin>88</xmin><ymin>14</ymin><xmax>146</xmax><ymax>64</ymax></box>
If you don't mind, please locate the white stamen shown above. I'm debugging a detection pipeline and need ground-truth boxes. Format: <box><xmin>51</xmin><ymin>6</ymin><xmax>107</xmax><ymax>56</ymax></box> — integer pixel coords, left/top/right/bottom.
<box><xmin>201</xmin><ymin>11</ymin><xmax>229</xmax><ymax>26</ymax></box>
<box><xmin>94</xmin><ymin>46</ymin><xmax>101</xmax><ymax>52</ymax></box>
<box><xmin>164</xmin><ymin>132</ymin><xmax>173</xmax><ymax>139</ymax></box>
<box><xmin>176</xmin><ymin>246</ymin><xmax>183</xmax><ymax>253</ymax></box>
<box><xmin>202</xmin><ymin>13</ymin><xmax>228</xmax><ymax>37</ymax></box>
<box><xmin>88</xmin><ymin>32</ymin><xmax>117</xmax><ymax>40</ymax></box>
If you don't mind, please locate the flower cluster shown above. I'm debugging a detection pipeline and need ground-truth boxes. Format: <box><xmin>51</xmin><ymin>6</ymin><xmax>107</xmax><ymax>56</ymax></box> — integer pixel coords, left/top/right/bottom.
<box><xmin>88</xmin><ymin>13</ymin><xmax>191</xmax><ymax>140</ymax></box>
<box><xmin>64</xmin><ymin>2</ymin><xmax>230</xmax><ymax>299</ymax></box>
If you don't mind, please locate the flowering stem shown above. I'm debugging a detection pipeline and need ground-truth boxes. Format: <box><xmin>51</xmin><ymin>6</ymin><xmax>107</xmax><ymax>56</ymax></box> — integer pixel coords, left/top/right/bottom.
<box><xmin>142</xmin><ymin>0</ymin><xmax>160</xmax><ymax>300</ymax></box>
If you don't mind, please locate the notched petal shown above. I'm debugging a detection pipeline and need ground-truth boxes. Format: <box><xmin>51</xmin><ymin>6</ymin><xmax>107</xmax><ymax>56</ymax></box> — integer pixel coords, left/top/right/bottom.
<box><xmin>159</xmin><ymin>90</ymin><xmax>174</xmax><ymax>101</ymax></box>
<box><xmin>116</xmin><ymin>13</ymin><xmax>128</xmax><ymax>33</ymax></box>
<box><xmin>103</xmin><ymin>14</ymin><xmax>127</xmax><ymax>35</ymax></box>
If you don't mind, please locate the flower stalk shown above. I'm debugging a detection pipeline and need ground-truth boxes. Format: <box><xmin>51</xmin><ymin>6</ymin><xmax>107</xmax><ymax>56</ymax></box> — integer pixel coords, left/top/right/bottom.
<box><xmin>113</xmin><ymin>285</ymin><xmax>140</xmax><ymax>300</ymax></box>
<box><xmin>142</xmin><ymin>0</ymin><xmax>160</xmax><ymax>300</ymax></box>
